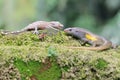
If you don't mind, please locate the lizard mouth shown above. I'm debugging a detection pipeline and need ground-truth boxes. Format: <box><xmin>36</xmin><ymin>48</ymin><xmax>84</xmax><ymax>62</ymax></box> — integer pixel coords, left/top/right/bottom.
<box><xmin>64</xmin><ymin>29</ymin><xmax>69</xmax><ymax>33</ymax></box>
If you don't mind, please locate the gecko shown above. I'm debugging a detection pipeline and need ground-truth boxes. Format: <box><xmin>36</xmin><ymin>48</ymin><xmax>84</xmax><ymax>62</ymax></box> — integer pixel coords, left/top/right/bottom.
<box><xmin>1</xmin><ymin>21</ymin><xmax>64</xmax><ymax>35</ymax></box>
<box><xmin>64</xmin><ymin>27</ymin><xmax>116</xmax><ymax>51</ymax></box>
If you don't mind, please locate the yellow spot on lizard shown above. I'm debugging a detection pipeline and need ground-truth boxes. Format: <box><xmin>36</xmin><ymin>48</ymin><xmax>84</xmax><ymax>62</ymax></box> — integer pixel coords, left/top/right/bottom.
<box><xmin>85</xmin><ymin>33</ymin><xmax>97</xmax><ymax>41</ymax></box>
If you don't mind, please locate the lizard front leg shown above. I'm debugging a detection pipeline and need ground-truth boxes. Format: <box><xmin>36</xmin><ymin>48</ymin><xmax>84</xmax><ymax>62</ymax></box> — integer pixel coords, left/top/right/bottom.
<box><xmin>78</xmin><ymin>40</ymin><xmax>87</xmax><ymax>46</ymax></box>
<box><xmin>33</xmin><ymin>26</ymin><xmax>39</xmax><ymax>35</ymax></box>
<box><xmin>80</xmin><ymin>38</ymin><xmax>91</xmax><ymax>46</ymax></box>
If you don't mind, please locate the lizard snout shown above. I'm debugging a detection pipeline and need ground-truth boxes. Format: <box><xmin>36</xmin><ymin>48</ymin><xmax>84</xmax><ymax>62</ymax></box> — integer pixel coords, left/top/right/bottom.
<box><xmin>58</xmin><ymin>24</ymin><xmax>64</xmax><ymax>29</ymax></box>
<box><xmin>64</xmin><ymin>28</ymin><xmax>72</xmax><ymax>33</ymax></box>
<box><xmin>64</xmin><ymin>29</ymin><xmax>69</xmax><ymax>33</ymax></box>
<box><xmin>60</xmin><ymin>24</ymin><xmax>64</xmax><ymax>28</ymax></box>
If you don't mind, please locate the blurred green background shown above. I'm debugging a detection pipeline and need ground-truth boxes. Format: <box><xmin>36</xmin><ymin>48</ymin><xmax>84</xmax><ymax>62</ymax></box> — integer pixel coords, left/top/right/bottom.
<box><xmin>0</xmin><ymin>0</ymin><xmax>120</xmax><ymax>44</ymax></box>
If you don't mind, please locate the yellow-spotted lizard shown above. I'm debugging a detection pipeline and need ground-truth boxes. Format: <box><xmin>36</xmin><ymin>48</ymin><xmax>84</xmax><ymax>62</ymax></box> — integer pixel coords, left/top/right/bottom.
<box><xmin>64</xmin><ymin>27</ymin><xmax>116</xmax><ymax>51</ymax></box>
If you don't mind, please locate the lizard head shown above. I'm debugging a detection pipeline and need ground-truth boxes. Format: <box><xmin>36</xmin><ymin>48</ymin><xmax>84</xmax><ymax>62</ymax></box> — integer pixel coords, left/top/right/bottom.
<box><xmin>50</xmin><ymin>21</ymin><xmax>64</xmax><ymax>29</ymax></box>
<box><xmin>64</xmin><ymin>28</ymin><xmax>73</xmax><ymax>34</ymax></box>
<box><xmin>64</xmin><ymin>27</ymin><xmax>83</xmax><ymax>38</ymax></box>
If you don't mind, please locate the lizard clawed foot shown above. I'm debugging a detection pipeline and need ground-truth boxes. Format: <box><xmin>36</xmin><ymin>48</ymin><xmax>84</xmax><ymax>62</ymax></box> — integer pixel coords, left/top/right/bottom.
<box><xmin>33</xmin><ymin>30</ymin><xmax>39</xmax><ymax>35</ymax></box>
<box><xmin>33</xmin><ymin>26</ymin><xmax>39</xmax><ymax>35</ymax></box>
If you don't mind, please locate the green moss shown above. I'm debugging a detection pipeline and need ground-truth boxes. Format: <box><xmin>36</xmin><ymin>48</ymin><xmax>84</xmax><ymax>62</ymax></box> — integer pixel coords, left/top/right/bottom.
<box><xmin>38</xmin><ymin>57</ymin><xmax>61</xmax><ymax>80</ymax></box>
<box><xmin>14</xmin><ymin>58</ymin><xmax>61</xmax><ymax>80</ymax></box>
<box><xmin>0</xmin><ymin>32</ymin><xmax>39</xmax><ymax>46</ymax></box>
<box><xmin>43</xmin><ymin>31</ymin><xmax>69</xmax><ymax>44</ymax></box>
<box><xmin>47</xmin><ymin>46</ymin><xmax>57</xmax><ymax>57</ymax></box>
<box><xmin>0</xmin><ymin>30</ymin><xmax>120</xmax><ymax>80</ymax></box>
<box><xmin>62</xmin><ymin>66</ymin><xmax>70</xmax><ymax>71</ymax></box>
<box><xmin>94</xmin><ymin>58</ymin><xmax>108</xmax><ymax>70</ymax></box>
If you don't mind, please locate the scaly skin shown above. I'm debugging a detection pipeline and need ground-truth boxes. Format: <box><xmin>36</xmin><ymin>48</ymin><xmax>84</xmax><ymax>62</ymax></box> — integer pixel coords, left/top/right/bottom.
<box><xmin>64</xmin><ymin>27</ymin><xmax>114</xmax><ymax>51</ymax></box>
<box><xmin>1</xmin><ymin>21</ymin><xmax>64</xmax><ymax>35</ymax></box>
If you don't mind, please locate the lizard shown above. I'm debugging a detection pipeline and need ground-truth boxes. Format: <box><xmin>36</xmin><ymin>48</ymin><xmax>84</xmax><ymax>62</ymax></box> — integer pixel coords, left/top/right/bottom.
<box><xmin>64</xmin><ymin>27</ymin><xmax>116</xmax><ymax>51</ymax></box>
<box><xmin>1</xmin><ymin>21</ymin><xmax>64</xmax><ymax>35</ymax></box>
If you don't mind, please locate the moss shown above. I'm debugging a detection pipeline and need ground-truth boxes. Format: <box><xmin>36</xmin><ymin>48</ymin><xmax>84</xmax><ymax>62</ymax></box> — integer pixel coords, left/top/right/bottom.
<box><xmin>0</xmin><ymin>32</ymin><xmax>39</xmax><ymax>46</ymax></box>
<box><xmin>47</xmin><ymin>46</ymin><xmax>57</xmax><ymax>57</ymax></box>
<box><xmin>0</xmin><ymin>30</ymin><xmax>120</xmax><ymax>80</ymax></box>
<box><xmin>93</xmin><ymin>58</ymin><xmax>108</xmax><ymax>70</ymax></box>
<box><xmin>0</xmin><ymin>59</ymin><xmax>21</xmax><ymax>80</ymax></box>
<box><xmin>38</xmin><ymin>57</ymin><xmax>61</xmax><ymax>80</ymax></box>
<box><xmin>14</xmin><ymin>57</ymin><xmax>61</xmax><ymax>80</ymax></box>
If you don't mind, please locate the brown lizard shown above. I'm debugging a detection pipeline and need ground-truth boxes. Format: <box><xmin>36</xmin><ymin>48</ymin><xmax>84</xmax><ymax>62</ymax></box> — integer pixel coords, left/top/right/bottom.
<box><xmin>1</xmin><ymin>21</ymin><xmax>64</xmax><ymax>35</ymax></box>
<box><xmin>64</xmin><ymin>27</ymin><xmax>116</xmax><ymax>51</ymax></box>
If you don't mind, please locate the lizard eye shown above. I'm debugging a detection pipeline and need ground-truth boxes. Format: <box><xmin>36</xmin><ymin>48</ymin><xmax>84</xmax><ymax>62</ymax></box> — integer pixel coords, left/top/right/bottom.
<box><xmin>69</xmin><ymin>29</ymin><xmax>72</xmax><ymax>31</ymax></box>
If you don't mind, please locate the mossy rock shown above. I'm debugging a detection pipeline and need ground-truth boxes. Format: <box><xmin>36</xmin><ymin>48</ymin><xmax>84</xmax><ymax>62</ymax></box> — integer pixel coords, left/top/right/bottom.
<box><xmin>0</xmin><ymin>30</ymin><xmax>120</xmax><ymax>80</ymax></box>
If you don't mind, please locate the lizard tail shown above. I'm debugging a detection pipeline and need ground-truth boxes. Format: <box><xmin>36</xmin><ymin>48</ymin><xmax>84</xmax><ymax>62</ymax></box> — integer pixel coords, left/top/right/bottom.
<box><xmin>68</xmin><ymin>41</ymin><xmax>112</xmax><ymax>51</ymax></box>
<box><xmin>1</xmin><ymin>30</ymin><xmax>25</xmax><ymax>35</ymax></box>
